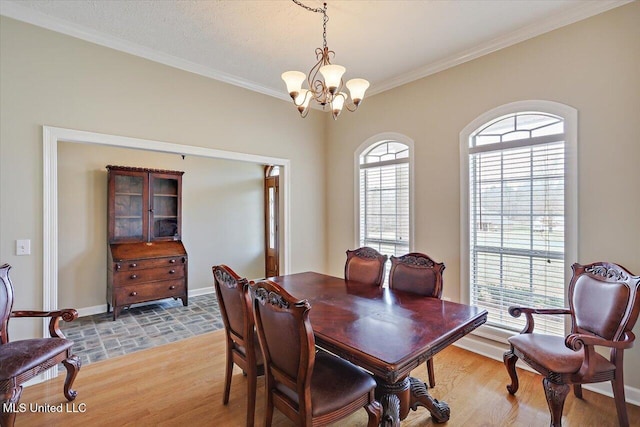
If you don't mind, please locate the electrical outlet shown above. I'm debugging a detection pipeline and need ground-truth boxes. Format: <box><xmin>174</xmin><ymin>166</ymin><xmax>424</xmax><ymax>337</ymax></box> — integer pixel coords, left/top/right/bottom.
<box><xmin>16</xmin><ymin>239</ymin><xmax>31</xmax><ymax>256</ymax></box>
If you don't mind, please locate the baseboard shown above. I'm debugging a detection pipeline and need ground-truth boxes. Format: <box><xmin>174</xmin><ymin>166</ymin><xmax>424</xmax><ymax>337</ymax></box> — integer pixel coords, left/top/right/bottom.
<box><xmin>455</xmin><ymin>335</ymin><xmax>640</xmax><ymax>406</ymax></box>
<box><xmin>76</xmin><ymin>304</ymin><xmax>108</xmax><ymax>317</ymax></box>
<box><xmin>188</xmin><ymin>287</ymin><xmax>215</xmax><ymax>298</ymax></box>
<box><xmin>75</xmin><ymin>287</ymin><xmax>216</xmax><ymax>317</ymax></box>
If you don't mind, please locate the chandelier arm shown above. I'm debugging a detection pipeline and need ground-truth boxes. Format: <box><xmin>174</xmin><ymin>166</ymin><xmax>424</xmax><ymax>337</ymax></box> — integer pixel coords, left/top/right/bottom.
<box><xmin>344</xmin><ymin>102</ymin><xmax>359</xmax><ymax>113</ymax></box>
<box><xmin>312</xmin><ymin>79</ymin><xmax>329</xmax><ymax>105</ymax></box>
<box><xmin>291</xmin><ymin>89</ymin><xmax>312</xmax><ymax>108</ymax></box>
<box><xmin>285</xmin><ymin>1</ymin><xmax>366</xmax><ymax>119</ymax></box>
<box><xmin>307</xmin><ymin>55</ymin><xmax>326</xmax><ymax>102</ymax></box>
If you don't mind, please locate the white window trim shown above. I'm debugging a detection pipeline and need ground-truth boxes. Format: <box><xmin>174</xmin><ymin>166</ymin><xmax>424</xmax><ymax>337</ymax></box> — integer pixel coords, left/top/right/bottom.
<box><xmin>354</xmin><ymin>132</ymin><xmax>415</xmax><ymax>252</ymax></box>
<box><xmin>459</xmin><ymin>101</ymin><xmax>578</xmax><ymax>343</ymax></box>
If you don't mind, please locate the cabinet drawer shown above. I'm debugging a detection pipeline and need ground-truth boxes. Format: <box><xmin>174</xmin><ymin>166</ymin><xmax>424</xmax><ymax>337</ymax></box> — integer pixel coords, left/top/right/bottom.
<box><xmin>113</xmin><ymin>265</ymin><xmax>184</xmax><ymax>285</ymax></box>
<box><xmin>115</xmin><ymin>280</ymin><xmax>186</xmax><ymax>305</ymax></box>
<box><xmin>113</xmin><ymin>256</ymin><xmax>185</xmax><ymax>272</ymax></box>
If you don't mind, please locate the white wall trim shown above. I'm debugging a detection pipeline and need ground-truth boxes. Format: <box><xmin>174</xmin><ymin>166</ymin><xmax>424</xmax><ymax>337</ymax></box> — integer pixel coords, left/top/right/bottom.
<box><xmin>1</xmin><ymin>0</ymin><xmax>630</xmax><ymax>100</ymax></box>
<box><xmin>41</xmin><ymin>125</ymin><xmax>291</xmax><ymax>381</ymax></box>
<box><xmin>370</xmin><ymin>1</ymin><xmax>631</xmax><ymax>95</ymax></box>
<box><xmin>0</xmin><ymin>1</ymin><xmax>288</xmax><ymax>102</ymax></box>
<box><xmin>353</xmin><ymin>132</ymin><xmax>415</xmax><ymax>251</ymax></box>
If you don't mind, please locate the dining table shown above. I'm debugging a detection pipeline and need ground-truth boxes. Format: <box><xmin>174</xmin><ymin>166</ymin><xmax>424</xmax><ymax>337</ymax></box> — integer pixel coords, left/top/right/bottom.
<box><xmin>268</xmin><ymin>271</ymin><xmax>488</xmax><ymax>426</ymax></box>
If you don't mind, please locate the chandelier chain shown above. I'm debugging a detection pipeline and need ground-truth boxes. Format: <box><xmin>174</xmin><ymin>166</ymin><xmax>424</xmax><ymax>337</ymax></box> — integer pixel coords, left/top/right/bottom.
<box><xmin>292</xmin><ymin>0</ymin><xmax>328</xmax><ymax>49</ymax></box>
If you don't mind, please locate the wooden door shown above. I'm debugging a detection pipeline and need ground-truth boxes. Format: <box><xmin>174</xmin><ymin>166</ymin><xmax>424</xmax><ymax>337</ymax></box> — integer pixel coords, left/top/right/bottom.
<box><xmin>264</xmin><ymin>166</ymin><xmax>280</xmax><ymax>277</ymax></box>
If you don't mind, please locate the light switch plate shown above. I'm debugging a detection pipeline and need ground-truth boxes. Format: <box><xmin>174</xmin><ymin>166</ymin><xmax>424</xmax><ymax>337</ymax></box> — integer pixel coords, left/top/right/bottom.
<box><xmin>16</xmin><ymin>239</ymin><xmax>31</xmax><ymax>256</ymax></box>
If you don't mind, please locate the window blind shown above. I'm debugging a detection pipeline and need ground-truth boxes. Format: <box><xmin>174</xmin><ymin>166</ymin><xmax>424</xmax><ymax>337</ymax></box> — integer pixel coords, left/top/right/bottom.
<box><xmin>469</xmin><ymin>114</ymin><xmax>566</xmax><ymax>336</ymax></box>
<box><xmin>359</xmin><ymin>142</ymin><xmax>410</xmax><ymax>263</ymax></box>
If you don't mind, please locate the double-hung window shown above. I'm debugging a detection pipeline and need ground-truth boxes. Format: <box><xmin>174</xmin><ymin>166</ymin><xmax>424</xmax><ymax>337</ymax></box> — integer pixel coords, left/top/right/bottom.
<box><xmin>357</xmin><ymin>136</ymin><xmax>413</xmax><ymax>277</ymax></box>
<box><xmin>462</xmin><ymin>104</ymin><xmax>577</xmax><ymax>337</ymax></box>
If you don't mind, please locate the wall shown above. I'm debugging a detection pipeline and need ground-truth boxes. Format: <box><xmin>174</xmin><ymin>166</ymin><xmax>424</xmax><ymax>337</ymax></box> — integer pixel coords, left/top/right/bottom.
<box><xmin>57</xmin><ymin>142</ymin><xmax>265</xmax><ymax>310</ymax></box>
<box><xmin>0</xmin><ymin>16</ymin><xmax>326</xmax><ymax>338</ymax></box>
<box><xmin>325</xmin><ymin>3</ymin><xmax>640</xmax><ymax>390</ymax></box>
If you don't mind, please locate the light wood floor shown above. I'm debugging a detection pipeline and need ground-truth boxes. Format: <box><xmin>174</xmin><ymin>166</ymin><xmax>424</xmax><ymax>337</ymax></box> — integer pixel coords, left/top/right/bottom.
<box><xmin>16</xmin><ymin>329</ymin><xmax>639</xmax><ymax>426</ymax></box>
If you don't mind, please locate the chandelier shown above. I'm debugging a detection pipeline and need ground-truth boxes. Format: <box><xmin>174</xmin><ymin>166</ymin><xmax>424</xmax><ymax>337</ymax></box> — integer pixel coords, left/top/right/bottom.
<box><xmin>282</xmin><ymin>1</ymin><xmax>370</xmax><ymax>119</ymax></box>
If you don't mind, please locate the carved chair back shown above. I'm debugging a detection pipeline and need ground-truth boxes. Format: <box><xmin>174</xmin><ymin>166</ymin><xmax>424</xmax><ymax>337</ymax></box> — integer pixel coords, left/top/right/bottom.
<box><xmin>0</xmin><ymin>264</ymin><xmax>15</xmax><ymax>344</ymax></box>
<box><xmin>388</xmin><ymin>252</ymin><xmax>445</xmax><ymax>297</ymax></box>
<box><xmin>344</xmin><ymin>247</ymin><xmax>388</xmax><ymax>287</ymax></box>
<box><xmin>250</xmin><ymin>279</ymin><xmax>315</xmax><ymax>417</ymax></box>
<box><xmin>569</xmin><ymin>262</ymin><xmax>640</xmax><ymax>343</ymax></box>
<box><xmin>212</xmin><ymin>265</ymin><xmax>253</xmax><ymax>346</ymax></box>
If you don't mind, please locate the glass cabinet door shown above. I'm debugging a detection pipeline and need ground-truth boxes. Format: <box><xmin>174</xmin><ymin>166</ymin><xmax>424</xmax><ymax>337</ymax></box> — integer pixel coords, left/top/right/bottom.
<box><xmin>112</xmin><ymin>173</ymin><xmax>147</xmax><ymax>241</ymax></box>
<box><xmin>150</xmin><ymin>173</ymin><xmax>181</xmax><ymax>240</ymax></box>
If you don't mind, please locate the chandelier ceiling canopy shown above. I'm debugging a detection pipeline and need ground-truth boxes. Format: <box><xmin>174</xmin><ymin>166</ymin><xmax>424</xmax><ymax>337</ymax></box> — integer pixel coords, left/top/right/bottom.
<box><xmin>281</xmin><ymin>1</ymin><xmax>369</xmax><ymax>120</ymax></box>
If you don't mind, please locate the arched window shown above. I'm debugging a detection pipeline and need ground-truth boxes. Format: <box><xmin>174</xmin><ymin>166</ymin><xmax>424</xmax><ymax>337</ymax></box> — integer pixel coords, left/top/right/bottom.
<box><xmin>460</xmin><ymin>101</ymin><xmax>577</xmax><ymax>339</ymax></box>
<box><xmin>356</xmin><ymin>133</ymin><xmax>414</xmax><ymax>274</ymax></box>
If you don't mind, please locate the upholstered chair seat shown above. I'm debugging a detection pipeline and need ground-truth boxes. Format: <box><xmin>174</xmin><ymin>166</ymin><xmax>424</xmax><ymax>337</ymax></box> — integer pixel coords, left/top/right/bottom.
<box><xmin>0</xmin><ymin>338</ymin><xmax>74</xmax><ymax>379</ymax></box>
<box><xmin>274</xmin><ymin>351</ymin><xmax>377</xmax><ymax>417</ymax></box>
<box><xmin>508</xmin><ymin>334</ymin><xmax>615</xmax><ymax>374</ymax></box>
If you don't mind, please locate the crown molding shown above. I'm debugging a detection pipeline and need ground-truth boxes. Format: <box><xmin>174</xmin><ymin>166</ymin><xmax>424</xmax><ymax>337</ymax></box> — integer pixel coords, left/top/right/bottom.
<box><xmin>0</xmin><ymin>0</ymin><xmax>289</xmax><ymax>102</ymax></box>
<box><xmin>1</xmin><ymin>0</ymin><xmax>632</xmax><ymax>100</ymax></box>
<box><xmin>368</xmin><ymin>0</ymin><xmax>632</xmax><ymax>96</ymax></box>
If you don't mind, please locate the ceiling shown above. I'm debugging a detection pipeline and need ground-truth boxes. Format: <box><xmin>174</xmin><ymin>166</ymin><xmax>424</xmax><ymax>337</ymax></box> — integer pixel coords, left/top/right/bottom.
<box><xmin>0</xmin><ymin>0</ymin><xmax>629</xmax><ymax>102</ymax></box>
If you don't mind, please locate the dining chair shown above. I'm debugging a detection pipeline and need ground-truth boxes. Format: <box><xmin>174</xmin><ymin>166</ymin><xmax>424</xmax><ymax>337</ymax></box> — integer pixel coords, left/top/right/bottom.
<box><xmin>388</xmin><ymin>252</ymin><xmax>445</xmax><ymax>387</ymax></box>
<box><xmin>212</xmin><ymin>265</ymin><xmax>264</xmax><ymax>427</ymax></box>
<box><xmin>0</xmin><ymin>264</ymin><xmax>81</xmax><ymax>427</ymax></box>
<box><xmin>504</xmin><ymin>262</ymin><xmax>640</xmax><ymax>427</ymax></box>
<box><xmin>344</xmin><ymin>247</ymin><xmax>388</xmax><ymax>287</ymax></box>
<box><xmin>249</xmin><ymin>279</ymin><xmax>382</xmax><ymax>427</ymax></box>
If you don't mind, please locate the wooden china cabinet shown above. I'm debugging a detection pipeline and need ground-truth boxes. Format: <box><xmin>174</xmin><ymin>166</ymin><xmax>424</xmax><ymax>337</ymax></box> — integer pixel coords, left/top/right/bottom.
<box><xmin>106</xmin><ymin>165</ymin><xmax>188</xmax><ymax>320</ymax></box>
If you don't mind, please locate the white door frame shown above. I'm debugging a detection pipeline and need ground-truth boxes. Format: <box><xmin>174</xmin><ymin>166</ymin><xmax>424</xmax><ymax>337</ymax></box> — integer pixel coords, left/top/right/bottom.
<box><xmin>42</xmin><ymin>125</ymin><xmax>291</xmax><ymax>379</ymax></box>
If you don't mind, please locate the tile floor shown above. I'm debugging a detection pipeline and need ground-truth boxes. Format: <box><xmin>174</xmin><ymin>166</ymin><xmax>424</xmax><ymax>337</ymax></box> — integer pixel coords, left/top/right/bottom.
<box><xmin>60</xmin><ymin>293</ymin><xmax>223</xmax><ymax>369</ymax></box>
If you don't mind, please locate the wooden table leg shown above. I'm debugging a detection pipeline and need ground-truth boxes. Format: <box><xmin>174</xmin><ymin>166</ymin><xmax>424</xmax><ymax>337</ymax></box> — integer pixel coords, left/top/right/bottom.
<box><xmin>408</xmin><ymin>377</ymin><xmax>450</xmax><ymax>423</ymax></box>
<box><xmin>379</xmin><ymin>393</ymin><xmax>401</xmax><ymax>427</ymax></box>
<box><xmin>375</xmin><ymin>377</ymin><xmax>410</xmax><ymax>427</ymax></box>
<box><xmin>376</xmin><ymin>375</ymin><xmax>450</xmax><ymax>425</ymax></box>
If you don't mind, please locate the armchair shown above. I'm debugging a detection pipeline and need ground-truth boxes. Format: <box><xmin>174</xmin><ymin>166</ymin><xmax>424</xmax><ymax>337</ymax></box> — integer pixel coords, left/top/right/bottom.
<box><xmin>0</xmin><ymin>264</ymin><xmax>81</xmax><ymax>427</ymax></box>
<box><xmin>504</xmin><ymin>262</ymin><xmax>640</xmax><ymax>427</ymax></box>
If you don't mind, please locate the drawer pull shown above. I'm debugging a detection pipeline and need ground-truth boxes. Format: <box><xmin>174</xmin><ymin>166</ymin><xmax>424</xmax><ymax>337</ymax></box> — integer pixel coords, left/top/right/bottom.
<box><xmin>169</xmin><ymin>269</ymin><xmax>176</xmax><ymax>274</ymax></box>
<box><xmin>169</xmin><ymin>259</ymin><xmax>176</xmax><ymax>264</ymax></box>
<box><xmin>130</xmin><ymin>291</ymin><xmax>138</xmax><ymax>296</ymax></box>
<box><xmin>130</xmin><ymin>274</ymin><xmax>138</xmax><ymax>279</ymax></box>
<box><xmin>169</xmin><ymin>285</ymin><xmax>176</xmax><ymax>290</ymax></box>
<box><xmin>130</xmin><ymin>263</ymin><xmax>137</xmax><ymax>268</ymax></box>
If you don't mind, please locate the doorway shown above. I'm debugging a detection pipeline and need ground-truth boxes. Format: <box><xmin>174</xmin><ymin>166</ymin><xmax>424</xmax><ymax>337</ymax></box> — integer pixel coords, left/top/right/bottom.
<box><xmin>264</xmin><ymin>165</ymin><xmax>280</xmax><ymax>277</ymax></box>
